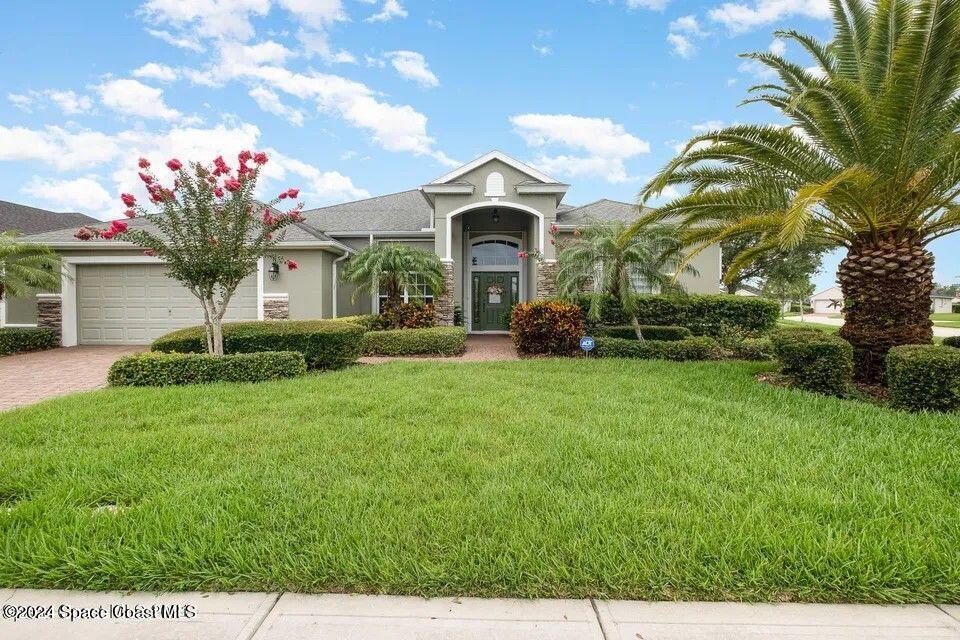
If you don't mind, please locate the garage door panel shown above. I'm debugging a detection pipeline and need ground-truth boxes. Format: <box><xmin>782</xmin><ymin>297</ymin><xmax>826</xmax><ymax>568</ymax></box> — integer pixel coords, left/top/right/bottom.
<box><xmin>77</xmin><ymin>264</ymin><xmax>257</xmax><ymax>345</ymax></box>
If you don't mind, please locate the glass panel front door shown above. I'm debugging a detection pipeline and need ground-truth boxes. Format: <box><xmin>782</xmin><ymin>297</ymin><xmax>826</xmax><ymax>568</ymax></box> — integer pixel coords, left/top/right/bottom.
<box><xmin>472</xmin><ymin>271</ymin><xmax>518</xmax><ymax>331</ymax></box>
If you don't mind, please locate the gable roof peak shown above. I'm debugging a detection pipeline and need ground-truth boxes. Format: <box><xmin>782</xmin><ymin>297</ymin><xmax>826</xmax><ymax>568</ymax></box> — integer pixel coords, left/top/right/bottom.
<box><xmin>429</xmin><ymin>150</ymin><xmax>561</xmax><ymax>185</ymax></box>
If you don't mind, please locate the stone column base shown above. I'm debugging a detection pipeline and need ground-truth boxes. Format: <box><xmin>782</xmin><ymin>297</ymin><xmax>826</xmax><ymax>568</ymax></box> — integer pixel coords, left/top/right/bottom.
<box><xmin>436</xmin><ymin>261</ymin><xmax>455</xmax><ymax>326</ymax></box>
<box><xmin>535</xmin><ymin>260</ymin><xmax>558</xmax><ymax>300</ymax></box>
<box><xmin>263</xmin><ymin>294</ymin><xmax>290</xmax><ymax>320</ymax></box>
<box><xmin>36</xmin><ymin>293</ymin><xmax>63</xmax><ymax>343</ymax></box>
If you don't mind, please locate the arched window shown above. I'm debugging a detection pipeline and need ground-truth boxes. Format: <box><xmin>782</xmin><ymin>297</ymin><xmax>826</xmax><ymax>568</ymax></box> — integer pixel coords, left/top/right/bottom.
<box><xmin>471</xmin><ymin>239</ymin><xmax>519</xmax><ymax>266</ymax></box>
<box><xmin>485</xmin><ymin>172</ymin><xmax>505</xmax><ymax>197</ymax></box>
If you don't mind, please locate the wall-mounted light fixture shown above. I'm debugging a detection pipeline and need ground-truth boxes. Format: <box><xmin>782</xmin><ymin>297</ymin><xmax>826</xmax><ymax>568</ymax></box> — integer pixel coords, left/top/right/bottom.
<box><xmin>491</xmin><ymin>208</ymin><xmax>500</xmax><ymax>224</ymax></box>
<box><xmin>268</xmin><ymin>260</ymin><xmax>280</xmax><ymax>281</ymax></box>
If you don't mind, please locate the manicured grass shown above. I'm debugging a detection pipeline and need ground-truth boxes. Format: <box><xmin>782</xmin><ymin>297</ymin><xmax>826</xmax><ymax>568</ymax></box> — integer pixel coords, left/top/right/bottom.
<box><xmin>2</xmin><ymin>359</ymin><xmax>959</xmax><ymax>603</ymax></box>
<box><xmin>932</xmin><ymin>313</ymin><xmax>960</xmax><ymax>328</ymax></box>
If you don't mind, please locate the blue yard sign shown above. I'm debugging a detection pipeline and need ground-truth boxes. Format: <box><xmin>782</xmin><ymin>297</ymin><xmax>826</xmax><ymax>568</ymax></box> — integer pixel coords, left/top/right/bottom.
<box><xmin>580</xmin><ymin>336</ymin><xmax>595</xmax><ymax>353</ymax></box>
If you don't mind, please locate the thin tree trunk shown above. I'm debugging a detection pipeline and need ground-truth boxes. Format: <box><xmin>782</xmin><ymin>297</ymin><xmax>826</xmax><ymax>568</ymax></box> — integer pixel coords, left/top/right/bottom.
<box><xmin>838</xmin><ymin>239</ymin><xmax>934</xmax><ymax>384</ymax></box>
<box><xmin>631</xmin><ymin>314</ymin><xmax>645</xmax><ymax>342</ymax></box>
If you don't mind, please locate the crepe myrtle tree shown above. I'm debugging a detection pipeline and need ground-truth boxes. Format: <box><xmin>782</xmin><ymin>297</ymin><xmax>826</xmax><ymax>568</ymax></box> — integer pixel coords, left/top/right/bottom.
<box><xmin>74</xmin><ymin>151</ymin><xmax>304</xmax><ymax>356</ymax></box>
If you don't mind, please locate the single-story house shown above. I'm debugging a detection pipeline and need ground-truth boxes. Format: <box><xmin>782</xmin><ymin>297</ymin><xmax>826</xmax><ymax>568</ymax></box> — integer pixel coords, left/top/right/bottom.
<box><xmin>810</xmin><ymin>286</ymin><xmax>845</xmax><ymax>314</ymax></box>
<box><xmin>735</xmin><ymin>283</ymin><xmax>791</xmax><ymax>313</ymax></box>
<box><xmin>0</xmin><ymin>200</ymin><xmax>97</xmax><ymax>328</ymax></box>
<box><xmin>15</xmin><ymin>151</ymin><xmax>722</xmax><ymax>345</ymax></box>
<box><xmin>931</xmin><ymin>291</ymin><xmax>954</xmax><ymax>314</ymax></box>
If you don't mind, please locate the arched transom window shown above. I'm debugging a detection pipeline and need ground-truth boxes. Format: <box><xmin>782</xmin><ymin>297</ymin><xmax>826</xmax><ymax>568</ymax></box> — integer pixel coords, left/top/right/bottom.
<box><xmin>471</xmin><ymin>239</ymin><xmax>519</xmax><ymax>266</ymax></box>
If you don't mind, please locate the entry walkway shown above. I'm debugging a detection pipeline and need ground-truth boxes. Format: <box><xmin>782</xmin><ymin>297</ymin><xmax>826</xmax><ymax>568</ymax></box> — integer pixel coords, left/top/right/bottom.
<box><xmin>2</xmin><ymin>590</ymin><xmax>959</xmax><ymax>639</ymax></box>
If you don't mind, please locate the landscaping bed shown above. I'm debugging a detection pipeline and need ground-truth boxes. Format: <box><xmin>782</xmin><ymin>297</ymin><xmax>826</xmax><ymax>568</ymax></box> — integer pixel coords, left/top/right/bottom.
<box><xmin>1</xmin><ymin>359</ymin><xmax>958</xmax><ymax>602</ymax></box>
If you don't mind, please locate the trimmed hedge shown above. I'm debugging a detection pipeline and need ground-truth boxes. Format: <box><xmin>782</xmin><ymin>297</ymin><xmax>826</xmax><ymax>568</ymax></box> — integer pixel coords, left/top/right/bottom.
<box><xmin>152</xmin><ymin>320</ymin><xmax>364</xmax><ymax>369</ymax></box>
<box><xmin>943</xmin><ymin>336</ymin><xmax>960</xmax><ymax>348</ymax></box>
<box><xmin>510</xmin><ymin>300</ymin><xmax>585</xmax><ymax>356</ymax></box>
<box><xmin>771</xmin><ymin>328</ymin><xmax>852</xmax><ymax>396</ymax></box>
<box><xmin>731</xmin><ymin>337</ymin><xmax>774</xmax><ymax>361</ymax></box>
<box><xmin>337</xmin><ymin>314</ymin><xmax>383</xmax><ymax>331</ymax></box>
<box><xmin>108</xmin><ymin>351</ymin><xmax>306</xmax><ymax>387</ymax></box>
<box><xmin>0</xmin><ymin>327</ymin><xmax>58</xmax><ymax>356</ymax></box>
<box><xmin>362</xmin><ymin>326</ymin><xmax>466</xmax><ymax>356</ymax></box>
<box><xmin>573</xmin><ymin>293</ymin><xmax>780</xmax><ymax>336</ymax></box>
<box><xmin>887</xmin><ymin>345</ymin><xmax>960</xmax><ymax>412</ymax></box>
<box><xmin>594</xmin><ymin>336</ymin><xmax>720</xmax><ymax>361</ymax></box>
<box><xmin>592</xmin><ymin>324</ymin><xmax>691</xmax><ymax>341</ymax></box>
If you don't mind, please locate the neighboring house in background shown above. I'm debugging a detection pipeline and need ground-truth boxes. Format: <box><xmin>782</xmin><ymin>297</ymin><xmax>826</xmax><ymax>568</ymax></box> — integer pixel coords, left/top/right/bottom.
<box><xmin>18</xmin><ymin>151</ymin><xmax>722</xmax><ymax>346</ymax></box>
<box><xmin>735</xmin><ymin>283</ymin><xmax>791</xmax><ymax>313</ymax></box>
<box><xmin>810</xmin><ymin>286</ymin><xmax>845</xmax><ymax>314</ymax></box>
<box><xmin>931</xmin><ymin>291</ymin><xmax>954</xmax><ymax>314</ymax></box>
<box><xmin>0</xmin><ymin>200</ymin><xmax>97</xmax><ymax>328</ymax></box>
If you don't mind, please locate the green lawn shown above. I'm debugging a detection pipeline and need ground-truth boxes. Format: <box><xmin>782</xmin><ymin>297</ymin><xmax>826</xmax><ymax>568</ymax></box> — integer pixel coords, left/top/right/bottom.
<box><xmin>932</xmin><ymin>313</ymin><xmax>960</xmax><ymax>328</ymax></box>
<box><xmin>2</xmin><ymin>359</ymin><xmax>959</xmax><ymax>603</ymax></box>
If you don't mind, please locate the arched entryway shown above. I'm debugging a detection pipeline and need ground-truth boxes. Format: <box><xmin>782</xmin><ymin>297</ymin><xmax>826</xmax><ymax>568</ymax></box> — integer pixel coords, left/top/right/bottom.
<box><xmin>467</xmin><ymin>235</ymin><xmax>524</xmax><ymax>332</ymax></box>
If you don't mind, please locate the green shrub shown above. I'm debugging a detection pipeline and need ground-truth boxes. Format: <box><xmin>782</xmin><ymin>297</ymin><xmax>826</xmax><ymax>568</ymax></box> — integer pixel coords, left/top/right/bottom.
<box><xmin>953</xmin><ymin>302</ymin><xmax>960</xmax><ymax>314</ymax></box>
<box><xmin>592</xmin><ymin>324</ymin><xmax>691</xmax><ymax>341</ymax></box>
<box><xmin>943</xmin><ymin>336</ymin><xmax>960</xmax><ymax>348</ymax></box>
<box><xmin>887</xmin><ymin>345</ymin><xmax>960</xmax><ymax>412</ymax></box>
<box><xmin>594</xmin><ymin>336</ymin><xmax>720</xmax><ymax>361</ymax></box>
<box><xmin>152</xmin><ymin>320</ymin><xmax>364</xmax><ymax>369</ymax></box>
<box><xmin>108</xmin><ymin>351</ymin><xmax>306</xmax><ymax>387</ymax></box>
<box><xmin>362</xmin><ymin>327</ymin><xmax>466</xmax><ymax>356</ymax></box>
<box><xmin>337</xmin><ymin>314</ymin><xmax>384</xmax><ymax>330</ymax></box>
<box><xmin>771</xmin><ymin>328</ymin><xmax>853</xmax><ymax>396</ymax></box>
<box><xmin>510</xmin><ymin>300</ymin><xmax>585</xmax><ymax>356</ymax></box>
<box><xmin>0</xmin><ymin>327</ymin><xmax>58</xmax><ymax>356</ymax></box>
<box><xmin>380</xmin><ymin>301</ymin><xmax>436</xmax><ymax>329</ymax></box>
<box><xmin>731</xmin><ymin>337</ymin><xmax>774</xmax><ymax>361</ymax></box>
<box><xmin>572</xmin><ymin>293</ymin><xmax>780</xmax><ymax>336</ymax></box>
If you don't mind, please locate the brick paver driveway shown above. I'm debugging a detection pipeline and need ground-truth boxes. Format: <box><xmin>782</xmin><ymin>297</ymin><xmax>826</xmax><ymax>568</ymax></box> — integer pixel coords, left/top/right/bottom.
<box><xmin>0</xmin><ymin>346</ymin><xmax>142</xmax><ymax>411</ymax></box>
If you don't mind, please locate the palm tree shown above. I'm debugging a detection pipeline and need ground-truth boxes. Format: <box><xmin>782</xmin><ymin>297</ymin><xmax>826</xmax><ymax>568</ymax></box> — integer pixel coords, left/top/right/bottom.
<box><xmin>634</xmin><ymin>0</ymin><xmax>960</xmax><ymax>382</ymax></box>
<box><xmin>340</xmin><ymin>242</ymin><xmax>445</xmax><ymax>316</ymax></box>
<box><xmin>0</xmin><ymin>232</ymin><xmax>60</xmax><ymax>302</ymax></box>
<box><xmin>555</xmin><ymin>220</ymin><xmax>695</xmax><ymax>340</ymax></box>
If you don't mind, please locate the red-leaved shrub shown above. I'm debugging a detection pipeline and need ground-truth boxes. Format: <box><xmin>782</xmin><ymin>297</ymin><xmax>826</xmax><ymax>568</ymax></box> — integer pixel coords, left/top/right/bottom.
<box><xmin>381</xmin><ymin>301</ymin><xmax>436</xmax><ymax>329</ymax></box>
<box><xmin>510</xmin><ymin>300</ymin><xmax>585</xmax><ymax>356</ymax></box>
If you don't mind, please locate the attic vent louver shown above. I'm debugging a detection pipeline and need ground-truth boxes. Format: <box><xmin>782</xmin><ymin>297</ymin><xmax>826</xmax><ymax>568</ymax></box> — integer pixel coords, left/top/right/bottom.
<box><xmin>485</xmin><ymin>172</ymin><xmax>505</xmax><ymax>197</ymax></box>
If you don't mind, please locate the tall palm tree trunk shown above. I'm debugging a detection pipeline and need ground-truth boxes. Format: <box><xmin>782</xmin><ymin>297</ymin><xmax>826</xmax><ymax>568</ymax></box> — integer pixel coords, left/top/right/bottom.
<box><xmin>837</xmin><ymin>239</ymin><xmax>934</xmax><ymax>384</ymax></box>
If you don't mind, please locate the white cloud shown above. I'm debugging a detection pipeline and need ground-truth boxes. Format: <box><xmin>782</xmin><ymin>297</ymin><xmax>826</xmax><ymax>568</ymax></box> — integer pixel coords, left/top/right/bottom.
<box><xmin>260</xmin><ymin>148</ymin><xmax>369</xmax><ymax>202</ymax></box>
<box><xmin>364</xmin><ymin>54</ymin><xmax>386</xmax><ymax>68</ymax></box>
<box><xmin>510</xmin><ymin>113</ymin><xmax>650</xmax><ymax>183</ymax></box>
<box><xmin>532</xmin><ymin>44</ymin><xmax>553</xmax><ymax>56</ymax></box>
<box><xmin>365</xmin><ymin>0</ymin><xmax>407</xmax><ymax>22</ymax></box>
<box><xmin>133</xmin><ymin>62</ymin><xmax>180</xmax><ymax>82</ymax></box>
<box><xmin>22</xmin><ymin>176</ymin><xmax>114</xmax><ymax>213</ymax></box>
<box><xmin>8</xmin><ymin>93</ymin><xmax>33</xmax><ymax>111</ymax></box>
<box><xmin>249</xmin><ymin>86</ymin><xmax>305</xmax><ymax>125</ymax></box>
<box><xmin>667</xmin><ymin>33</ymin><xmax>695</xmax><ymax>58</ymax></box>
<box><xmin>709</xmin><ymin>0</ymin><xmax>830</xmax><ymax>33</ymax></box>
<box><xmin>384</xmin><ymin>50</ymin><xmax>439</xmax><ymax>88</ymax></box>
<box><xmin>145</xmin><ymin>28</ymin><xmax>206</xmax><ymax>52</ymax></box>
<box><xmin>98</xmin><ymin>78</ymin><xmax>183</xmax><ymax>120</ymax></box>
<box><xmin>769</xmin><ymin>37</ymin><xmax>787</xmax><ymax>56</ymax></box>
<box><xmin>691</xmin><ymin>120</ymin><xmax>725</xmax><ymax>132</ymax></box>
<box><xmin>626</xmin><ymin>0</ymin><xmax>671</xmax><ymax>11</ymax></box>
<box><xmin>276</xmin><ymin>0</ymin><xmax>346</xmax><ymax>28</ymax></box>
<box><xmin>238</xmin><ymin>40</ymin><xmax>296</xmax><ymax>65</ymax></box>
<box><xmin>426</xmin><ymin>18</ymin><xmax>445</xmax><ymax>30</ymax></box>
<box><xmin>726</xmin><ymin>77</ymin><xmax>738</xmax><ymax>86</ymax></box>
<box><xmin>6</xmin><ymin>90</ymin><xmax>92</xmax><ymax>114</ymax></box>
<box><xmin>139</xmin><ymin>0</ymin><xmax>271</xmax><ymax>41</ymax></box>
<box><xmin>669</xmin><ymin>15</ymin><xmax>705</xmax><ymax>34</ymax></box>
<box><xmin>0</xmin><ymin>125</ymin><xmax>121</xmax><ymax>171</ymax></box>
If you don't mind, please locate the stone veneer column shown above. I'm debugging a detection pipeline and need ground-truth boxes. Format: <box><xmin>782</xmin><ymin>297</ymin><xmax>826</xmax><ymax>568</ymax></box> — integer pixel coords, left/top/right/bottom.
<box><xmin>262</xmin><ymin>294</ymin><xmax>290</xmax><ymax>320</ymax></box>
<box><xmin>535</xmin><ymin>260</ymin><xmax>558</xmax><ymax>300</ymax></box>
<box><xmin>36</xmin><ymin>293</ymin><xmax>63</xmax><ymax>343</ymax></box>
<box><xmin>436</xmin><ymin>261</ymin><xmax>455</xmax><ymax>326</ymax></box>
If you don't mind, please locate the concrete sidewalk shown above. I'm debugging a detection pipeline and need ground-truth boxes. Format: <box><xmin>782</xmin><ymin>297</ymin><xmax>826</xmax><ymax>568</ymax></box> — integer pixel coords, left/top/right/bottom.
<box><xmin>2</xmin><ymin>590</ymin><xmax>960</xmax><ymax>639</ymax></box>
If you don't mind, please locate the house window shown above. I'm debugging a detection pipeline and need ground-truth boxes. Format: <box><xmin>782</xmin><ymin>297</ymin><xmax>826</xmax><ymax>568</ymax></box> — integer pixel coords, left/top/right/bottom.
<box><xmin>629</xmin><ymin>266</ymin><xmax>660</xmax><ymax>295</ymax></box>
<box><xmin>471</xmin><ymin>240</ymin><xmax>519</xmax><ymax>266</ymax></box>
<box><xmin>378</xmin><ymin>273</ymin><xmax>435</xmax><ymax>312</ymax></box>
<box><xmin>485</xmin><ymin>172</ymin><xmax>505</xmax><ymax>197</ymax></box>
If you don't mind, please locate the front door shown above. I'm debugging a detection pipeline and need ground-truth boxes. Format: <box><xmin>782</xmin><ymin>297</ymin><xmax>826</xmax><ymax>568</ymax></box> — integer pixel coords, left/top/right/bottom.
<box><xmin>472</xmin><ymin>271</ymin><xmax>518</xmax><ymax>331</ymax></box>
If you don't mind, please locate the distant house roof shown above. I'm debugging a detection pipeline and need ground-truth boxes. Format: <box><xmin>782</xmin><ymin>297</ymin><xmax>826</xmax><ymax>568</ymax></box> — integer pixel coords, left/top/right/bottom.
<box><xmin>0</xmin><ymin>200</ymin><xmax>97</xmax><ymax>235</ymax></box>
<box><xmin>811</xmin><ymin>285</ymin><xmax>843</xmax><ymax>299</ymax></box>
<box><xmin>556</xmin><ymin>199</ymin><xmax>652</xmax><ymax>225</ymax></box>
<box><xmin>932</xmin><ymin>289</ymin><xmax>955</xmax><ymax>299</ymax></box>
<box><xmin>300</xmin><ymin>189</ymin><xmax>433</xmax><ymax>234</ymax></box>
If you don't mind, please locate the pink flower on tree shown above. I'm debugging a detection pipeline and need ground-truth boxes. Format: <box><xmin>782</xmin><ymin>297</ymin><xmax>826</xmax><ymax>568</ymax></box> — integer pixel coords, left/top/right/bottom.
<box><xmin>224</xmin><ymin>178</ymin><xmax>242</xmax><ymax>192</ymax></box>
<box><xmin>144</xmin><ymin>248</ymin><xmax>156</xmax><ymax>257</ymax></box>
<box><xmin>166</xmin><ymin>158</ymin><xmax>183</xmax><ymax>171</ymax></box>
<box><xmin>518</xmin><ymin>251</ymin><xmax>529</xmax><ymax>259</ymax></box>
<box><xmin>138</xmin><ymin>157</ymin><xmax>151</xmax><ymax>169</ymax></box>
<box><xmin>238</xmin><ymin>150</ymin><xmax>252</xmax><ymax>163</ymax></box>
<box><xmin>214</xmin><ymin>186</ymin><xmax>224</xmax><ymax>198</ymax></box>
<box><xmin>286</xmin><ymin>188</ymin><xmax>299</xmax><ymax>199</ymax></box>
<box><xmin>213</xmin><ymin>156</ymin><xmax>230</xmax><ymax>176</ymax></box>
<box><xmin>262</xmin><ymin>209</ymin><xmax>275</xmax><ymax>226</ymax></box>
<box><xmin>101</xmin><ymin>229</ymin><xmax>116</xmax><ymax>240</ymax></box>
<box><xmin>139</xmin><ymin>172</ymin><xmax>153</xmax><ymax>185</ymax></box>
<box><xmin>109</xmin><ymin>220</ymin><xmax>128</xmax><ymax>233</ymax></box>
<box><xmin>253</xmin><ymin>151</ymin><xmax>268</xmax><ymax>165</ymax></box>
<box><xmin>278</xmin><ymin>191</ymin><xmax>288</xmax><ymax>199</ymax></box>
<box><xmin>74</xmin><ymin>227</ymin><xmax>93</xmax><ymax>241</ymax></box>
<box><xmin>121</xmin><ymin>193</ymin><xmax>136</xmax><ymax>207</ymax></box>
<box><xmin>549</xmin><ymin>223</ymin><xmax>558</xmax><ymax>234</ymax></box>
<box><xmin>123</xmin><ymin>209</ymin><xmax>136</xmax><ymax>218</ymax></box>
<box><xmin>287</xmin><ymin>260</ymin><xmax>299</xmax><ymax>270</ymax></box>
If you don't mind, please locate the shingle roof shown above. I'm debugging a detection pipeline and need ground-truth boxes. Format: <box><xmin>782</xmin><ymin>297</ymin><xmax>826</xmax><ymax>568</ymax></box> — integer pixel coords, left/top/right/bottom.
<box><xmin>555</xmin><ymin>199</ymin><xmax>650</xmax><ymax>225</ymax></box>
<box><xmin>300</xmin><ymin>189</ymin><xmax>433</xmax><ymax>233</ymax></box>
<box><xmin>0</xmin><ymin>200</ymin><xmax>97</xmax><ymax>235</ymax></box>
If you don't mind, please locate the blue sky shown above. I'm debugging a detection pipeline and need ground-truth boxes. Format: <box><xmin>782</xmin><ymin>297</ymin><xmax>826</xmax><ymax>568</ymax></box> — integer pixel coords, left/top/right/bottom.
<box><xmin>1</xmin><ymin>0</ymin><xmax>957</xmax><ymax>291</ymax></box>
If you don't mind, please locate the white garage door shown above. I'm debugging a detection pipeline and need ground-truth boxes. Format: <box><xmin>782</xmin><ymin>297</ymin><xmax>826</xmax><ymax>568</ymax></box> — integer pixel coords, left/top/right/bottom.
<box><xmin>77</xmin><ymin>264</ymin><xmax>257</xmax><ymax>345</ymax></box>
